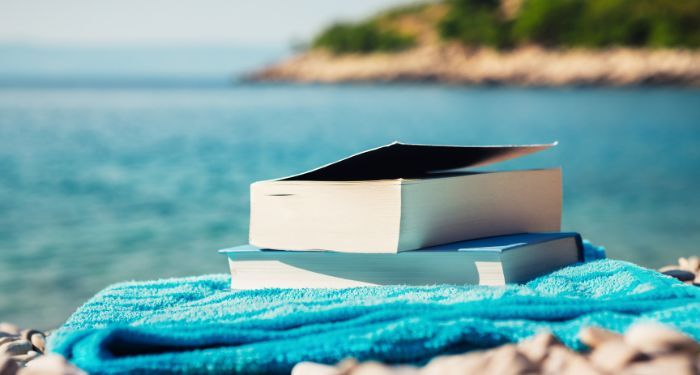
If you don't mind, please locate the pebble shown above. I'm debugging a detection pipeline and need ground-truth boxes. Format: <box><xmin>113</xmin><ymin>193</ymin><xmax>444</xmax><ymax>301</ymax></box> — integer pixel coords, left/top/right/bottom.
<box><xmin>621</xmin><ymin>355</ymin><xmax>696</xmax><ymax>375</ymax></box>
<box><xmin>0</xmin><ymin>324</ymin><xmax>55</xmax><ymax>370</ymax></box>
<box><xmin>579</xmin><ymin>326</ymin><xmax>623</xmax><ymax>349</ymax></box>
<box><xmin>422</xmin><ymin>352</ymin><xmax>487</xmax><ymax>375</ymax></box>
<box><xmin>11</xmin><ymin>352</ymin><xmax>39</xmax><ymax>367</ymax></box>
<box><xmin>292</xmin><ymin>362</ymin><xmax>341</xmax><ymax>375</ymax></box>
<box><xmin>661</xmin><ymin>269</ymin><xmax>696</xmax><ymax>282</ymax></box>
<box><xmin>27</xmin><ymin>335</ymin><xmax>44</xmax><ymax>355</ymax></box>
<box><xmin>658</xmin><ymin>265</ymin><xmax>680</xmax><ymax>273</ymax></box>
<box><xmin>624</xmin><ymin>323</ymin><xmax>700</xmax><ymax>355</ymax></box>
<box><xmin>590</xmin><ymin>339</ymin><xmax>641</xmax><ymax>372</ymax></box>
<box><xmin>660</xmin><ymin>258</ymin><xmax>700</xmax><ymax>287</ymax></box>
<box><xmin>518</xmin><ymin>332</ymin><xmax>559</xmax><ymax>363</ymax></box>
<box><xmin>560</xmin><ymin>355</ymin><xmax>602</xmax><ymax>375</ymax></box>
<box><xmin>0</xmin><ymin>325</ymin><xmax>19</xmax><ymax>337</ymax></box>
<box><xmin>17</xmin><ymin>332</ymin><xmax>39</xmax><ymax>345</ymax></box>
<box><xmin>483</xmin><ymin>345</ymin><xmax>535</xmax><ymax>375</ymax></box>
<box><xmin>678</xmin><ymin>256</ymin><xmax>699</xmax><ymax>272</ymax></box>
<box><xmin>337</xmin><ymin>359</ymin><xmax>359</xmax><ymax>373</ymax></box>
<box><xmin>0</xmin><ymin>355</ymin><xmax>19</xmax><ymax>375</ymax></box>
<box><xmin>351</xmin><ymin>362</ymin><xmax>401</xmax><ymax>375</ymax></box>
<box><xmin>0</xmin><ymin>341</ymin><xmax>32</xmax><ymax>357</ymax></box>
<box><xmin>17</xmin><ymin>354</ymin><xmax>86</xmax><ymax>375</ymax></box>
<box><xmin>541</xmin><ymin>346</ymin><xmax>579</xmax><ymax>374</ymax></box>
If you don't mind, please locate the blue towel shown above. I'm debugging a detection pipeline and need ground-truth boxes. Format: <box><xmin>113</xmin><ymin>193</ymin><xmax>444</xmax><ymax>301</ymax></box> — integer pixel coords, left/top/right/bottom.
<box><xmin>49</xmin><ymin>242</ymin><xmax>700</xmax><ymax>374</ymax></box>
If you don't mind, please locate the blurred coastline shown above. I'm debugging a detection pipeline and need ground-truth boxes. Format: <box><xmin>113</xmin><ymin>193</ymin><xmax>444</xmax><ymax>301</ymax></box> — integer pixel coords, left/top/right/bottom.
<box><xmin>248</xmin><ymin>0</ymin><xmax>700</xmax><ymax>86</ymax></box>
<box><xmin>248</xmin><ymin>45</ymin><xmax>700</xmax><ymax>86</ymax></box>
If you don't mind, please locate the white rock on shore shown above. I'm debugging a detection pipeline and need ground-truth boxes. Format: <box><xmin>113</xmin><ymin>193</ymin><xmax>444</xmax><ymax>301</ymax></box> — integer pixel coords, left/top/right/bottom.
<box><xmin>248</xmin><ymin>45</ymin><xmax>700</xmax><ymax>87</ymax></box>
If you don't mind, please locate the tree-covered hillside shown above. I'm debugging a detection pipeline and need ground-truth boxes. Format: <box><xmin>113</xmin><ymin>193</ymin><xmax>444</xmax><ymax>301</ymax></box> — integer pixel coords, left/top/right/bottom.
<box><xmin>312</xmin><ymin>0</ymin><xmax>700</xmax><ymax>53</ymax></box>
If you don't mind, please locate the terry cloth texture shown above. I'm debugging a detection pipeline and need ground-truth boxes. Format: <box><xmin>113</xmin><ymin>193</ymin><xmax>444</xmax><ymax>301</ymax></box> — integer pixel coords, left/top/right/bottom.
<box><xmin>49</xmin><ymin>242</ymin><xmax>700</xmax><ymax>374</ymax></box>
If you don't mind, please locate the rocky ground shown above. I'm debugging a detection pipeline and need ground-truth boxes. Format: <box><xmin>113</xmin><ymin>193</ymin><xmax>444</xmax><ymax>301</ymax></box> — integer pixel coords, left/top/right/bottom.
<box><xmin>660</xmin><ymin>256</ymin><xmax>700</xmax><ymax>286</ymax></box>
<box><xmin>2</xmin><ymin>257</ymin><xmax>697</xmax><ymax>374</ymax></box>
<box><xmin>248</xmin><ymin>45</ymin><xmax>700</xmax><ymax>87</ymax></box>
<box><xmin>293</xmin><ymin>324</ymin><xmax>700</xmax><ymax>375</ymax></box>
<box><xmin>0</xmin><ymin>323</ymin><xmax>84</xmax><ymax>375</ymax></box>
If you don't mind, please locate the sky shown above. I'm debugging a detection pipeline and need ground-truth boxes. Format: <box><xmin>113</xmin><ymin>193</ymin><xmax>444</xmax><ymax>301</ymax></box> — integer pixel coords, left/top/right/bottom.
<box><xmin>0</xmin><ymin>0</ymin><xmax>417</xmax><ymax>46</ymax></box>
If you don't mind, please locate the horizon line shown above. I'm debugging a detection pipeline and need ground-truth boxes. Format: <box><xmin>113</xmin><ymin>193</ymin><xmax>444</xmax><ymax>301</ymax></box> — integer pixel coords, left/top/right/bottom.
<box><xmin>0</xmin><ymin>40</ymin><xmax>293</xmax><ymax>49</ymax></box>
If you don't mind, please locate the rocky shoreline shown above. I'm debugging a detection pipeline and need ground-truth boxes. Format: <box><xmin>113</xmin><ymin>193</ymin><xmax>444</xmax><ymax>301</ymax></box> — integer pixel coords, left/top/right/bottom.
<box><xmin>247</xmin><ymin>45</ymin><xmax>700</xmax><ymax>86</ymax></box>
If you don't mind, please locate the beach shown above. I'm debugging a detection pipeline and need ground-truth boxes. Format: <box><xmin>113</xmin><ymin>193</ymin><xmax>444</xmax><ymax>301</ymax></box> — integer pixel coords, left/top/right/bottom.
<box><xmin>248</xmin><ymin>45</ymin><xmax>700</xmax><ymax>86</ymax></box>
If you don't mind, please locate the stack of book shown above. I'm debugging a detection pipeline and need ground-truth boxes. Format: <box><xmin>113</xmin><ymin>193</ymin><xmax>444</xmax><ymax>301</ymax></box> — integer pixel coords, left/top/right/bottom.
<box><xmin>219</xmin><ymin>142</ymin><xmax>584</xmax><ymax>288</ymax></box>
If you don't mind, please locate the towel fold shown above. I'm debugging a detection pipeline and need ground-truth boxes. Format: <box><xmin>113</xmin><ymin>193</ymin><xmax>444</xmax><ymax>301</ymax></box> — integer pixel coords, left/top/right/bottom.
<box><xmin>48</xmin><ymin>242</ymin><xmax>700</xmax><ymax>374</ymax></box>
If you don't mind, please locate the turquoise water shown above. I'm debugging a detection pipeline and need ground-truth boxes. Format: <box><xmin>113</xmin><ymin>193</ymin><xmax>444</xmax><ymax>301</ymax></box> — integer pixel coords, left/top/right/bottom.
<box><xmin>1</xmin><ymin>55</ymin><xmax>700</xmax><ymax>328</ymax></box>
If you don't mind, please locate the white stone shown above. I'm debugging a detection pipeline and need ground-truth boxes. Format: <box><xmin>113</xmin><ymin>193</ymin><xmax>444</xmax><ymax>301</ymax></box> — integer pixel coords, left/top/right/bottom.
<box><xmin>291</xmin><ymin>362</ymin><xmax>341</xmax><ymax>375</ymax></box>
<box><xmin>0</xmin><ymin>341</ymin><xmax>32</xmax><ymax>357</ymax></box>
<box><xmin>624</xmin><ymin>323</ymin><xmax>700</xmax><ymax>355</ymax></box>
<box><xmin>18</xmin><ymin>354</ymin><xmax>86</xmax><ymax>375</ymax></box>
<box><xmin>579</xmin><ymin>327</ymin><xmax>623</xmax><ymax>349</ymax></box>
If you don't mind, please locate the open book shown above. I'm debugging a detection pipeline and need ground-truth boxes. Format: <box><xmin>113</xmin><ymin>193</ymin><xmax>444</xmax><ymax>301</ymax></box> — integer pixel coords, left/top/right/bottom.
<box><xmin>250</xmin><ymin>142</ymin><xmax>561</xmax><ymax>253</ymax></box>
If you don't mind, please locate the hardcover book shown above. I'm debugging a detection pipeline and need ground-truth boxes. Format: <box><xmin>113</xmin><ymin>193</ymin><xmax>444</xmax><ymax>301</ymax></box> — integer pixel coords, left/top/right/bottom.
<box><xmin>249</xmin><ymin>142</ymin><xmax>562</xmax><ymax>253</ymax></box>
<box><xmin>221</xmin><ymin>232</ymin><xmax>583</xmax><ymax>288</ymax></box>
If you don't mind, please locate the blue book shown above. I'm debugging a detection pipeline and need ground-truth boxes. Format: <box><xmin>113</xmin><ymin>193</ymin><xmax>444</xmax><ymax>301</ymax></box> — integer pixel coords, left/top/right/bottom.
<box><xmin>219</xmin><ymin>232</ymin><xmax>583</xmax><ymax>289</ymax></box>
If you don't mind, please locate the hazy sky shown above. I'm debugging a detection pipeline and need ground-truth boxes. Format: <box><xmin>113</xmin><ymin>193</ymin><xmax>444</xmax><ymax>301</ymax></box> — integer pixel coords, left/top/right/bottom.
<box><xmin>0</xmin><ymin>0</ymin><xmax>417</xmax><ymax>46</ymax></box>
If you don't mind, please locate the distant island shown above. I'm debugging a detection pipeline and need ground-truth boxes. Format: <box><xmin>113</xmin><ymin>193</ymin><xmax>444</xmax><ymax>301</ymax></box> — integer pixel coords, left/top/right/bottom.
<box><xmin>247</xmin><ymin>0</ymin><xmax>700</xmax><ymax>86</ymax></box>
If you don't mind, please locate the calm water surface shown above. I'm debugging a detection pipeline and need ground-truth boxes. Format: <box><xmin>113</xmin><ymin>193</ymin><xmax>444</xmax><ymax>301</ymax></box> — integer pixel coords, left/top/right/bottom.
<box><xmin>1</xmin><ymin>84</ymin><xmax>699</xmax><ymax>328</ymax></box>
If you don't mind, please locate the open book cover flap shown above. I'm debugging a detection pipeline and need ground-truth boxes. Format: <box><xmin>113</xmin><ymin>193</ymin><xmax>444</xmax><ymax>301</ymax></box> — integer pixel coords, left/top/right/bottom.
<box><xmin>284</xmin><ymin>141</ymin><xmax>556</xmax><ymax>180</ymax></box>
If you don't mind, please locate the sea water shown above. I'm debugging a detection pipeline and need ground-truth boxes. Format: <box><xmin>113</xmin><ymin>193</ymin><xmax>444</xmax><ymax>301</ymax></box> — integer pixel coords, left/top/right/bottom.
<box><xmin>1</xmin><ymin>48</ymin><xmax>699</xmax><ymax>328</ymax></box>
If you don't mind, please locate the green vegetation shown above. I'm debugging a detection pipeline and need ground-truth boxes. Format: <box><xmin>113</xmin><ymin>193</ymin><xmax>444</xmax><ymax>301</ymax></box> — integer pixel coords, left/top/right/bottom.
<box><xmin>439</xmin><ymin>0</ymin><xmax>509</xmax><ymax>48</ymax></box>
<box><xmin>512</xmin><ymin>0</ymin><xmax>700</xmax><ymax>48</ymax></box>
<box><xmin>313</xmin><ymin>0</ymin><xmax>700</xmax><ymax>54</ymax></box>
<box><xmin>440</xmin><ymin>0</ymin><xmax>700</xmax><ymax>48</ymax></box>
<box><xmin>312</xmin><ymin>21</ymin><xmax>416</xmax><ymax>54</ymax></box>
<box><xmin>379</xmin><ymin>2</ymin><xmax>433</xmax><ymax>20</ymax></box>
